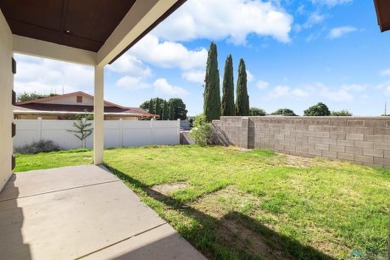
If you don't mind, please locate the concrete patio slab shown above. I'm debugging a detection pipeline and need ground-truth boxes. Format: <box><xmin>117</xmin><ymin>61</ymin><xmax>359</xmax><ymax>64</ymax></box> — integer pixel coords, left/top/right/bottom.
<box><xmin>0</xmin><ymin>165</ymin><xmax>206</xmax><ymax>260</ymax></box>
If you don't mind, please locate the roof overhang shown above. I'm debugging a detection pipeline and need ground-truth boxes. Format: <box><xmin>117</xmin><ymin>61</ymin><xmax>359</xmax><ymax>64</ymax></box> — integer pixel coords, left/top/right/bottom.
<box><xmin>374</xmin><ymin>0</ymin><xmax>390</xmax><ymax>32</ymax></box>
<box><xmin>0</xmin><ymin>0</ymin><xmax>186</xmax><ymax>65</ymax></box>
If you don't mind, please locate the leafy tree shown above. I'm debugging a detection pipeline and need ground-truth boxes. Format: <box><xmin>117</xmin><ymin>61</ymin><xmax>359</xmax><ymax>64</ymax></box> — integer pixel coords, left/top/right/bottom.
<box><xmin>68</xmin><ymin>111</ymin><xmax>93</xmax><ymax>148</ymax></box>
<box><xmin>190</xmin><ymin>114</ymin><xmax>212</xmax><ymax>146</ymax></box>
<box><xmin>249</xmin><ymin>107</ymin><xmax>266</xmax><ymax>116</ymax></box>
<box><xmin>140</xmin><ymin>97</ymin><xmax>188</xmax><ymax>120</ymax></box>
<box><xmin>271</xmin><ymin>108</ymin><xmax>297</xmax><ymax>116</ymax></box>
<box><xmin>162</xmin><ymin>100</ymin><xmax>169</xmax><ymax>120</ymax></box>
<box><xmin>331</xmin><ymin>109</ymin><xmax>352</xmax><ymax>116</ymax></box>
<box><xmin>221</xmin><ymin>55</ymin><xmax>235</xmax><ymax>116</ymax></box>
<box><xmin>169</xmin><ymin>98</ymin><xmax>188</xmax><ymax>120</ymax></box>
<box><xmin>168</xmin><ymin>103</ymin><xmax>175</xmax><ymax>120</ymax></box>
<box><xmin>17</xmin><ymin>92</ymin><xmax>58</xmax><ymax>102</ymax></box>
<box><xmin>148</xmin><ymin>98</ymin><xmax>154</xmax><ymax>114</ymax></box>
<box><xmin>140</xmin><ymin>100</ymin><xmax>149</xmax><ymax>110</ymax></box>
<box><xmin>155</xmin><ymin>98</ymin><xmax>161</xmax><ymax>119</ymax></box>
<box><xmin>204</xmin><ymin>42</ymin><xmax>221</xmax><ymax>122</ymax></box>
<box><xmin>235</xmin><ymin>59</ymin><xmax>249</xmax><ymax>116</ymax></box>
<box><xmin>304</xmin><ymin>102</ymin><xmax>331</xmax><ymax>116</ymax></box>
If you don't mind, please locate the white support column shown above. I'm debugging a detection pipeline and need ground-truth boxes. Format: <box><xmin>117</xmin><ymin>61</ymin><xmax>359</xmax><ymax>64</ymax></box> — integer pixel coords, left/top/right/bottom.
<box><xmin>94</xmin><ymin>65</ymin><xmax>104</xmax><ymax>164</ymax></box>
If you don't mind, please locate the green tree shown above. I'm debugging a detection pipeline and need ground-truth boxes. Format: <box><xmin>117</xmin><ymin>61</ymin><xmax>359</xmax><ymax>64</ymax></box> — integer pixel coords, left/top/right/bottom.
<box><xmin>162</xmin><ymin>100</ymin><xmax>169</xmax><ymax>120</ymax></box>
<box><xmin>221</xmin><ymin>55</ymin><xmax>235</xmax><ymax>116</ymax></box>
<box><xmin>168</xmin><ymin>103</ymin><xmax>175</xmax><ymax>120</ymax></box>
<box><xmin>169</xmin><ymin>98</ymin><xmax>188</xmax><ymax>120</ymax></box>
<box><xmin>155</xmin><ymin>98</ymin><xmax>161</xmax><ymax>119</ymax></box>
<box><xmin>249</xmin><ymin>107</ymin><xmax>266</xmax><ymax>116</ymax></box>
<box><xmin>67</xmin><ymin>111</ymin><xmax>93</xmax><ymax>148</ymax></box>
<box><xmin>304</xmin><ymin>102</ymin><xmax>331</xmax><ymax>116</ymax></box>
<box><xmin>190</xmin><ymin>114</ymin><xmax>212</xmax><ymax>146</ymax></box>
<box><xmin>17</xmin><ymin>92</ymin><xmax>58</xmax><ymax>102</ymax></box>
<box><xmin>235</xmin><ymin>59</ymin><xmax>249</xmax><ymax>116</ymax></box>
<box><xmin>148</xmin><ymin>98</ymin><xmax>155</xmax><ymax>114</ymax></box>
<box><xmin>331</xmin><ymin>109</ymin><xmax>352</xmax><ymax>116</ymax></box>
<box><xmin>204</xmin><ymin>42</ymin><xmax>221</xmax><ymax>122</ymax></box>
<box><xmin>140</xmin><ymin>100</ymin><xmax>149</xmax><ymax>110</ymax></box>
<box><xmin>271</xmin><ymin>108</ymin><xmax>297</xmax><ymax>116</ymax></box>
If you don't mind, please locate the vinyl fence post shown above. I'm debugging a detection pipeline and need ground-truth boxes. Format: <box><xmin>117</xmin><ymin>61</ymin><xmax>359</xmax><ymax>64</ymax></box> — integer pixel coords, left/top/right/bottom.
<box><xmin>37</xmin><ymin>117</ymin><xmax>43</xmax><ymax>140</ymax></box>
<box><xmin>120</xmin><ymin>118</ymin><xmax>123</xmax><ymax>147</ymax></box>
<box><xmin>177</xmin><ymin>119</ymin><xmax>181</xmax><ymax>144</ymax></box>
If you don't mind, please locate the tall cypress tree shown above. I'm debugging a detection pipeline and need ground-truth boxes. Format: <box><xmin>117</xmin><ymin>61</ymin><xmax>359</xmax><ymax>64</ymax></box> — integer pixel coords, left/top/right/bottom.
<box><xmin>168</xmin><ymin>103</ymin><xmax>175</xmax><ymax>120</ymax></box>
<box><xmin>162</xmin><ymin>100</ymin><xmax>169</xmax><ymax>120</ymax></box>
<box><xmin>149</xmin><ymin>98</ymin><xmax>155</xmax><ymax>114</ymax></box>
<box><xmin>235</xmin><ymin>59</ymin><xmax>249</xmax><ymax>116</ymax></box>
<box><xmin>203</xmin><ymin>42</ymin><xmax>221</xmax><ymax>122</ymax></box>
<box><xmin>221</xmin><ymin>54</ymin><xmax>235</xmax><ymax>116</ymax></box>
<box><xmin>155</xmin><ymin>98</ymin><xmax>161</xmax><ymax>120</ymax></box>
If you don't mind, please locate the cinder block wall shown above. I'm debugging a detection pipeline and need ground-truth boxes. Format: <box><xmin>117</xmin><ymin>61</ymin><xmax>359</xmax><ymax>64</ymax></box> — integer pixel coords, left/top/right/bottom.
<box><xmin>212</xmin><ymin>116</ymin><xmax>390</xmax><ymax>168</ymax></box>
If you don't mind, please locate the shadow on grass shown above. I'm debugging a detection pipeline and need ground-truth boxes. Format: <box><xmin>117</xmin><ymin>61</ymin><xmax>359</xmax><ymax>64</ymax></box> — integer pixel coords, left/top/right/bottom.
<box><xmin>106</xmin><ymin>164</ymin><xmax>335</xmax><ymax>260</ymax></box>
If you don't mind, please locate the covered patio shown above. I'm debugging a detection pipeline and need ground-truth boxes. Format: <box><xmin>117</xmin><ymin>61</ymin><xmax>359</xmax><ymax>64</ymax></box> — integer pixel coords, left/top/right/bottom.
<box><xmin>0</xmin><ymin>0</ymin><xmax>205</xmax><ymax>259</ymax></box>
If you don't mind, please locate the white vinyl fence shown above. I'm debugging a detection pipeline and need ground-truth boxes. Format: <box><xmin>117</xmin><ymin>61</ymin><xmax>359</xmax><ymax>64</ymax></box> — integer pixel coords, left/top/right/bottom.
<box><xmin>14</xmin><ymin>119</ymin><xmax>180</xmax><ymax>150</ymax></box>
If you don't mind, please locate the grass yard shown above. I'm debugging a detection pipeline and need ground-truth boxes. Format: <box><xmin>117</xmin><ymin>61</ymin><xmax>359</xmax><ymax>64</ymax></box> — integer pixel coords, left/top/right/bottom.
<box><xmin>16</xmin><ymin>146</ymin><xmax>390</xmax><ymax>259</ymax></box>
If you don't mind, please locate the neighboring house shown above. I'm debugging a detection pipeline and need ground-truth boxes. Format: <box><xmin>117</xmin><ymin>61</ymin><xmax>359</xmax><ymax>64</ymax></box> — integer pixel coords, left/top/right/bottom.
<box><xmin>14</xmin><ymin>91</ymin><xmax>157</xmax><ymax>120</ymax></box>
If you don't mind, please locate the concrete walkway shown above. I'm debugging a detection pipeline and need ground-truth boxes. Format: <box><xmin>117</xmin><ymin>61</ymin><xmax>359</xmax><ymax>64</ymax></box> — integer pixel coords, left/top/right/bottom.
<box><xmin>0</xmin><ymin>165</ymin><xmax>206</xmax><ymax>259</ymax></box>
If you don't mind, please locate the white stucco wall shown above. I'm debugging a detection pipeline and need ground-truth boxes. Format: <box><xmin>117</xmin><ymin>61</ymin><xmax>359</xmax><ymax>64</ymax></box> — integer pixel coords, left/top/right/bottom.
<box><xmin>0</xmin><ymin>10</ymin><xmax>14</xmax><ymax>191</ymax></box>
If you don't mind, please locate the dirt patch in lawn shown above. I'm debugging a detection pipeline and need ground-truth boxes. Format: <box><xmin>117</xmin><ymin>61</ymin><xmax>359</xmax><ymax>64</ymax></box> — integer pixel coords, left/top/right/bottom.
<box><xmin>283</xmin><ymin>154</ymin><xmax>316</xmax><ymax>168</ymax></box>
<box><xmin>217</xmin><ymin>218</ymin><xmax>290</xmax><ymax>260</ymax></box>
<box><xmin>152</xmin><ymin>183</ymin><xmax>189</xmax><ymax>195</ymax></box>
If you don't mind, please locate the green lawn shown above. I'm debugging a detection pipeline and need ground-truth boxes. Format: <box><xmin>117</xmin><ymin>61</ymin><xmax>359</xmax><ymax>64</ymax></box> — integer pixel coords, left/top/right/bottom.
<box><xmin>16</xmin><ymin>146</ymin><xmax>390</xmax><ymax>259</ymax></box>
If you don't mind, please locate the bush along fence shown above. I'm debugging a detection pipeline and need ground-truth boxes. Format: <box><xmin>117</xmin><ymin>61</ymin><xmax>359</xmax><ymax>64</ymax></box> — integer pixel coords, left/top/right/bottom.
<box><xmin>212</xmin><ymin>116</ymin><xmax>390</xmax><ymax>168</ymax></box>
<box><xmin>14</xmin><ymin>119</ymin><xmax>181</xmax><ymax>150</ymax></box>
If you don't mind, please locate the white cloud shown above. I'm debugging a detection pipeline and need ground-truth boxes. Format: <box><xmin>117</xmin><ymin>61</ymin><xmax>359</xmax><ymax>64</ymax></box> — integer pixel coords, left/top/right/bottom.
<box><xmin>14</xmin><ymin>54</ymin><xmax>93</xmax><ymax>95</ymax></box>
<box><xmin>380</xmin><ymin>68</ymin><xmax>390</xmax><ymax>77</ymax></box>
<box><xmin>153</xmin><ymin>78</ymin><xmax>188</xmax><ymax>98</ymax></box>
<box><xmin>303</xmin><ymin>82</ymin><xmax>365</xmax><ymax>102</ymax></box>
<box><xmin>256</xmin><ymin>80</ymin><xmax>269</xmax><ymax>90</ymax></box>
<box><xmin>377</xmin><ymin>81</ymin><xmax>390</xmax><ymax>96</ymax></box>
<box><xmin>108</xmin><ymin>54</ymin><xmax>152</xmax><ymax>77</ymax></box>
<box><xmin>152</xmin><ymin>0</ymin><xmax>293</xmax><ymax>44</ymax></box>
<box><xmin>304</xmin><ymin>12</ymin><xmax>325</xmax><ymax>28</ymax></box>
<box><xmin>116</xmin><ymin>76</ymin><xmax>151</xmax><ymax>91</ymax></box>
<box><xmin>292</xmin><ymin>88</ymin><xmax>310</xmax><ymax>97</ymax></box>
<box><xmin>328</xmin><ymin>26</ymin><xmax>357</xmax><ymax>39</ymax></box>
<box><xmin>311</xmin><ymin>0</ymin><xmax>352</xmax><ymax>6</ymax></box>
<box><xmin>269</xmin><ymin>85</ymin><xmax>290</xmax><ymax>98</ymax></box>
<box><xmin>246</xmin><ymin>70</ymin><xmax>254</xmax><ymax>82</ymax></box>
<box><xmin>269</xmin><ymin>85</ymin><xmax>310</xmax><ymax>98</ymax></box>
<box><xmin>130</xmin><ymin>35</ymin><xmax>207</xmax><ymax>71</ymax></box>
<box><xmin>182</xmin><ymin>70</ymin><xmax>205</xmax><ymax>84</ymax></box>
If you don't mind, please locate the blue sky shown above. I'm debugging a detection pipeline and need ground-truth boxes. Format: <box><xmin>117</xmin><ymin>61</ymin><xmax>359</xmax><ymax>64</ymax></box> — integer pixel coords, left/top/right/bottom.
<box><xmin>14</xmin><ymin>0</ymin><xmax>390</xmax><ymax>116</ymax></box>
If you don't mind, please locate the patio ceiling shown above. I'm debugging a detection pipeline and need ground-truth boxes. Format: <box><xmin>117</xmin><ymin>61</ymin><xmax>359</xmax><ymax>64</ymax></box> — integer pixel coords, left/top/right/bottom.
<box><xmin>0</xmin><ymin>0</ymin><xmax>186</xmax><ymax>65</ymax></box>
<box><xmin>374</xmin><ymin>0</ymin><xmax>390</xmax><ymax>32</ymax></box>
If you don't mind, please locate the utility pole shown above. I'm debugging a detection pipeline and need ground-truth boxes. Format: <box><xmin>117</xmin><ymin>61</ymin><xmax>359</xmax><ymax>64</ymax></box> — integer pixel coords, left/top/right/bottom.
<box><xmin>385</xmin><ymin>102</ymin><xmax>387</xmax><ymax>116</ymax></box>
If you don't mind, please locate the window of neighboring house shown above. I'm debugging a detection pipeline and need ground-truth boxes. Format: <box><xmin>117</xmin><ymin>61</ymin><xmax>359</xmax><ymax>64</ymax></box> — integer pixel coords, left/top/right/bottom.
<box><xmin>76</xmin><ymin>96</ymin><xmax>83</xmax><ymax>103</ymax></box>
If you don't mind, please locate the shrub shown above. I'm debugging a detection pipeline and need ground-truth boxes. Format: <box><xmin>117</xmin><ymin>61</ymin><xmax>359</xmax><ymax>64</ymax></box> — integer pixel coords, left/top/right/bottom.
<box><xmin>304</xmin><ymin>102</ymin><xmax>330</xmax><ymax>116</ymax></box>
<box><xmin>190</xmin><ymin>114</ymin><xmax>212</xmax><ymax>146</ymax></box>
<box><xmin>271</xmin><ymin>108</ymin><xmax>297</xmax><ymax>116</ymax></box>
<box><xmin>331</xmin><ymin>109</ymin><xmax>352</xmax><ymax>116</ymax></box>
<box><xmin>15</xmin><ymin>139</ymin><xmax>61</xmax><ymax>154</ymax></box>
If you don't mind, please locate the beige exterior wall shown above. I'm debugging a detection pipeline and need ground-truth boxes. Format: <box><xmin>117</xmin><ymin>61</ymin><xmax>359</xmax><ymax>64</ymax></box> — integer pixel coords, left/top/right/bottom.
<box><xmin>0</xmin><ymin>10</ymin><xmax>14</xmax><ymax>191</ymax></box>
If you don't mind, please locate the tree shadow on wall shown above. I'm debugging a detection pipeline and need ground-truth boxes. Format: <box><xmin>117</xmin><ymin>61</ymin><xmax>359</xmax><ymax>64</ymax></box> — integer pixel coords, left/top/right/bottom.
<box><xmin>107</xmin><ymin>165</ymin><xmax>335</xmax><ymax>260</ymax></box>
